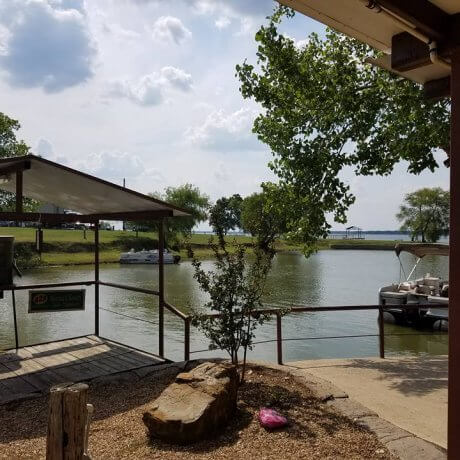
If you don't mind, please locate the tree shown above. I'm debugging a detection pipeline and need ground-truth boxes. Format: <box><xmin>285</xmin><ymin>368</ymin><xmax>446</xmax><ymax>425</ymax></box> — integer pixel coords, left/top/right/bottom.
<box><xmin>162</xmin><ymin>184</ymin><xmax>210</xmax><ymax>243</ymax></box>
<box><xmin>0</xmin><ymin>113</ymin><xmax>36</xmax><ymax>212</ymax></box>
<box><xmin>397</xmin><ymin>188</ymin><xmax>449</xmax><ymax>243</ymax></box>
<box><xmin>236</xmin><ymin>7</ymin><xmax>450</xmax><ymax>251</ymax></box>
<box><xmin>241</xmin><ymin>183</ymin><xmax>289</xmax><ymax>254</ymax></box>
<box><xmin>130</xmin><ymin>184</ymin><xmax>210</xmax><ymax>246</ymax></box>
<box><xmin>0</xmin><ymin>113</ymin><xmax>30</xmax><ymax>158</ymax></box>
<box><xmin>192</xmin><ymin>239</ymin><xmax>272</xmax><ymax>382</ymax></box>
<box><xmin>209</xmin><ymin>194</ymin><xmax>243</xmax><ymax>243</ymax></box>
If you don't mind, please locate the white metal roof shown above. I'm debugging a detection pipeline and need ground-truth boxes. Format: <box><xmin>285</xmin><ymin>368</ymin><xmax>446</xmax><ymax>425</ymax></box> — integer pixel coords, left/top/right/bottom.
<box><xmin>279</xmin><ymin>0</ymin><xmax>458</xmax><ymax>84</ymax></box>
<box><xmin>0</xmin><ymin>155</ymin><xmax>189</xmax><ymax>217</ymax></box>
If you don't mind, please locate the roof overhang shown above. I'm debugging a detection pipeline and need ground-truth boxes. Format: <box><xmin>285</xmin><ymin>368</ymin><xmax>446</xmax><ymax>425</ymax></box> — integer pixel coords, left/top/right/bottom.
<box><xmin>395</xmin><ymin>243</ymin><xmax>449</xmax><ymax>258</ymax></box>
<box><xmin>279</xmin><ymin>0</ymin><xmax>460</xmax><ymax>100</ymax></box>
<box><xmin>0</xmin><ymin>155</ymin><xmax>189</xmax><ymax>222</ymax></box>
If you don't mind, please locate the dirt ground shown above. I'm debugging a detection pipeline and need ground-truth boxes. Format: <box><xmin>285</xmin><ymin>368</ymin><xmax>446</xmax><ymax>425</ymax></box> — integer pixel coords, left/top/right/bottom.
<box><xmin>0</xmin><ymin>364</ymin><xmax>394</xmax><ymax>459</ymax></box>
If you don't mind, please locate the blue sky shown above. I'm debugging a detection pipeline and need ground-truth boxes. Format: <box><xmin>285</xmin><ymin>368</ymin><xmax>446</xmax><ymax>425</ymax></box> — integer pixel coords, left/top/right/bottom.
<box><xmin>0</xmin><ymin>0</ymin><xmax>449</xmax><ymax>230</ymax></box>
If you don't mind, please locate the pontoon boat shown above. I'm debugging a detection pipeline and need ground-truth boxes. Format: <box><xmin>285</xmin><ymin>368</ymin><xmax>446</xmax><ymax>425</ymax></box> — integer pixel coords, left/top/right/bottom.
<box><xmin>379</xmin><ymin>243</ymin><xmax>448</xmax><ymax>330</ymax></box>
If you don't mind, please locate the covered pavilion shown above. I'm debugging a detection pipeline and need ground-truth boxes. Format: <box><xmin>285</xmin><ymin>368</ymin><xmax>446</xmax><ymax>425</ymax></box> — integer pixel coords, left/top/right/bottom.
<box><xmin>278</xmin><ymin>0</ymin><xmax>459</xmax><ymax>456</ymax></box>
<box><xmin>0</xmin><ymin>154</ymin><xmax>190</xmax><ymax>360</ymax></box>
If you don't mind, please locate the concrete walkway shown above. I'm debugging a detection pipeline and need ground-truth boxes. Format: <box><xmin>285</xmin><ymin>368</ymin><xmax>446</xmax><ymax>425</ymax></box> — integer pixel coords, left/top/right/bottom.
<box><xmin>287</xmin><ymin>355</ymin><xmax>447</xmax><ymax>449</ymax></box>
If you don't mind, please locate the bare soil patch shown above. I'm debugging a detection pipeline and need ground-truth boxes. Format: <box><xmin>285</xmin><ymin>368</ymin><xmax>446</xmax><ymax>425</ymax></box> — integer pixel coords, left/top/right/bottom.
<box><xmin>0</xmin><ymin>364</ymin><xmax>394</xmax><ymax>459</ymax></box>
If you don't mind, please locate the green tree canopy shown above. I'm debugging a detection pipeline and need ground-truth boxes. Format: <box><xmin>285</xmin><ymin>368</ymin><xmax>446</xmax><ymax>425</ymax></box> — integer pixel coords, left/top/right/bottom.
<box><xmin>130</xmin><ymin>184</ymin><xmax>210</xmax><ymax>246</ymax></box>
<box><xmin>0</xmin><ymin>113</ymin><xmax>30</xmax><ymax>159</ymax></box>
<box><xmin>397</xmin><ymin>187</ymin><xmax>449</xmax><ymax>243</ymax></box>
<box><xmin>236</xmin><ymin>7</ymin><xmax>450</xmax><ymax>251</ymax></box>
<box><xmin>209</xmin><ymin>194</ymin><xmax>243</xmax><ymax>242</ymax></box>
<box><xmin>241</xmin><ymin>183</ymin><xmax>289</xmax><ymax>253</ymax></box>
<box><xmin>162</xmin><ymin>184</ymin><xmax>210</xmax><ymax>239</ymax></box>
<box><xmin>0</xmin><ymin>112</ymin><xmax>34</xmax><ymax>212</ymax></box>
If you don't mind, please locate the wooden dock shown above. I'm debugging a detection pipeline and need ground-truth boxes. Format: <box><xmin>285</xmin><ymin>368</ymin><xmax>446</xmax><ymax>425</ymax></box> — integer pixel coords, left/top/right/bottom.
<box><xmin>0</xmin><ymin>335</ymin><xmax>164</xmax><ymax>404</ymax></box>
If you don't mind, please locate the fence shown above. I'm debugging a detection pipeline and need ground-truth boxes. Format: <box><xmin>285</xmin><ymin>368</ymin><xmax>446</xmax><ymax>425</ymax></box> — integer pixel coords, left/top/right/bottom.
<box><xmin>5</xmin><ymin>282</ymin><xmax>448</xmax><ymax>365</ymax></box>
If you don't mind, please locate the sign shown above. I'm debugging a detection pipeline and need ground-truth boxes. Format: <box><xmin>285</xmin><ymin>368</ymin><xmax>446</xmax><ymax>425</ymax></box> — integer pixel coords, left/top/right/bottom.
<box><xmin>28</xmin><ymin>289</ymin><xmax>86</xmax><ymax>313</ymax></box>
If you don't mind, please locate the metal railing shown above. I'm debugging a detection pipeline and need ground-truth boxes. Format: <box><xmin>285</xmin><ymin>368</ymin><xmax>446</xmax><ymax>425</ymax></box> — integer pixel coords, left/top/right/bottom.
<box><xmin>189</xmin><ymin>303</ymin><xmax>448</xmax><ymax>364</ymax></box>
<box><xmin>98</xmin><ymin>281</ymin><xmax>192</xmax><ymax>361</ymax></box>
<box><xmin>5</xmin><ymin>280</ymin><xmax>447</xmax><ymax>365</ymax></box>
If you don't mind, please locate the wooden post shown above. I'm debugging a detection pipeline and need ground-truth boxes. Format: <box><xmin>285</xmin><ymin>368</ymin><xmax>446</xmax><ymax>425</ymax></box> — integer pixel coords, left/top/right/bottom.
<box><xmin>12</xmin><ymin>288</ymin><xmax>19</xmax><ymax>349</ymax></box>
<box><xmin>15</xmin><ymin>170</ymin><xmax>23</xmax><ymax>214</ymax></box>
<box><xmin>158</xmin><ymin>219</ymin><xmax>165</xmax><ymax>358</ymax></box>
<box><xmin>276</xmin><ymin>313</ymin><xmax>283</xmax><ymax>365</ymax></box>
<box><xmin>378</xmin><ymin>305</ymin><xmax>385</xmax><ymax>359</ymax></box>
<box><xmin>46</xmin><ymin>383</ymin><xmax>90</xmax><ymax>460</ymax></box>
<box><xmin>94</xmin><ymin>222</ymin><xmax>100</xmax><ymax>336</ymax></box>
<box><xmin>449</xmin><ymin>48</ymin><xmax>460</xmax><ymax>459</ymax></box>
<box><xmin>184</xmin><ymin>316</ymin><xmax>190</xmax><ymax>361</ymax></box>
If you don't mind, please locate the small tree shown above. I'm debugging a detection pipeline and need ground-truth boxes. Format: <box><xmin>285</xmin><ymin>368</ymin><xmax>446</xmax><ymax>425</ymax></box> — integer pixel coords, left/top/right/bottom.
<box><xmin>397</xmin><ymin>187</ymin><xmax>449</xmax><ymax>242</ymax></box>
<box><xmin>192</xmin><ymin>239</ymin><xmax>272</xmax><ymax>383</ymax></box>
<box><xmin>209</xmin><ymin>194</ymin><xmax>243</xmax><ymax>244</ymax></box>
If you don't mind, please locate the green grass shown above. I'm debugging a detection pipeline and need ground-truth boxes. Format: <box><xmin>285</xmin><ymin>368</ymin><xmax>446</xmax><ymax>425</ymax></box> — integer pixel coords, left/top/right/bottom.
<box><xmin>1</xmin><ymin>227</ymin><xmax>401</xmax><ymax>267</ymax></box>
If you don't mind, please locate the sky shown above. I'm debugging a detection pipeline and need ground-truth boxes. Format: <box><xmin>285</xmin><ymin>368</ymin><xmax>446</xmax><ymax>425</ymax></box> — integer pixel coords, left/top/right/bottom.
<box><xmin>0</xmin><ymin>0</ymin><xmax>450</xmax><ymax>231</ymax></box>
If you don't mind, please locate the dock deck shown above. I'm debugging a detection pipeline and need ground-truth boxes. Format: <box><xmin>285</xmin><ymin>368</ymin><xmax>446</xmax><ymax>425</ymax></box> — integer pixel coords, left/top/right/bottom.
<box><xmin>0</xmin><ymin>335</ymin><xmax>164</xmax><ymax>404</ymax></box>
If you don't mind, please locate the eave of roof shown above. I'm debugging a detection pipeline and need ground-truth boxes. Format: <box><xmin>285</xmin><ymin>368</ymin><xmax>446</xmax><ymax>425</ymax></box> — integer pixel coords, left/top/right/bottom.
<box><xmin>0</xmin><ymin>155</ymin><xmax>190</xmax><ymax>219</ymax></box>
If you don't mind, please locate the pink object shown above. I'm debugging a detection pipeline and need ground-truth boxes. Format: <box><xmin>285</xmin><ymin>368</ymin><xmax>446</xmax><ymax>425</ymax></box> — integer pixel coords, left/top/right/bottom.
<box><xmin>258</xmin><ymin>408</ymin><xmax>288</xmax><ymax>429</ymax></box>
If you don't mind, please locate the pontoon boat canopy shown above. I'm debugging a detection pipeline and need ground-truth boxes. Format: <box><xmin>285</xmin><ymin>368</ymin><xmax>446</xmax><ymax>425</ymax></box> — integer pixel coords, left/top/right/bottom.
<box><xmin>395</xmin><ymin>243</ymin><xmax>449</xmax><ymax>258</ymax></box>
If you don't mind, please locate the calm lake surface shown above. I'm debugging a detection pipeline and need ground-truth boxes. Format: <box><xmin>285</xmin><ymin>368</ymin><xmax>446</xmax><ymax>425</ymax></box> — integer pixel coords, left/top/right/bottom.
<box><xmin>0</xmin><ymin>250</ymin><xmax>448</xmax><ymax>362</ymax></box>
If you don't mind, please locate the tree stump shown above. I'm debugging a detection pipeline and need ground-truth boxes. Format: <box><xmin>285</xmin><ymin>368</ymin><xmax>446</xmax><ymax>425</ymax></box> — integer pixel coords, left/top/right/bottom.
<box><xmin>46</xmin><ymin>382</ymin><xmax>92</xmax><ymax>460</ymax></box>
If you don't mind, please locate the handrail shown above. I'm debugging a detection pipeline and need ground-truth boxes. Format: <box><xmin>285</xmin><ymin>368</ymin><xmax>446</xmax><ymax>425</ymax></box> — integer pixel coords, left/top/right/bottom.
<box><xmin>97</xmin><ymin>281</ymin><xmax>190</xmax><ymax>360</ymax></box>
<box><xmin>98</xmin><ymin>281</ymin><xmax>159</xmax><ymax>296</ymax></box>
<box><xmin>201</xmin><ymin>303</ymin><xmax>448</xmax><ymax>319</ymax></box>
<box><xmin>194</xmin><ymin>303</ymin><xmax>448</xmax><ymax>364</ymax></box>
<box><xmin>4</xmin><ymin>281</ymin><xmax>95</xmax><ymax>291</ymax></box>
<box><xmin>164</xmin><ymin>301</ymin><xmax>189</xmax><ymax>321</ymax></box>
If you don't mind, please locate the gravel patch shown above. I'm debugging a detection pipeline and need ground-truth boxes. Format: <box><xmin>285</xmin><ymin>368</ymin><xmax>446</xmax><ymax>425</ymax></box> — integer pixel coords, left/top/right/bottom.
<box><xmin>0</xmin><ymin>364</ymin><xmax>394</xmax><ymax>459</ymax></box>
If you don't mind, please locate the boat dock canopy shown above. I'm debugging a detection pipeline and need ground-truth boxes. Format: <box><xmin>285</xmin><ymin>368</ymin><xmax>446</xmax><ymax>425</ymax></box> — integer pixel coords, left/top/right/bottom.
<box><xmin>395</xmin><ymin>243</ymin><xmax>449</xmax><ymax>258</ymax></box>
<box><xmin>0</xmin><ymin>155</ymin><xmax>189</xmax><ymax>222</ymax></box>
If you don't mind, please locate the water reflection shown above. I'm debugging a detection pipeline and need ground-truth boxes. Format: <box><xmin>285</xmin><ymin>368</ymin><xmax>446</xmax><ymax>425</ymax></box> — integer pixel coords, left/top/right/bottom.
<box><xmin>0</xmin><ymin>249</ymin><xmax>448</xmax><ymax>362</ymax></box>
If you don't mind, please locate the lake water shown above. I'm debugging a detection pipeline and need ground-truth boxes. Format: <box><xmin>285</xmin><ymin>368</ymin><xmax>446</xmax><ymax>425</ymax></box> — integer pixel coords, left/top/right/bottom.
<box><xmin>0</xmin><ymin>249</ymin><xmax>448</xmax><ymax>362</ymax></box>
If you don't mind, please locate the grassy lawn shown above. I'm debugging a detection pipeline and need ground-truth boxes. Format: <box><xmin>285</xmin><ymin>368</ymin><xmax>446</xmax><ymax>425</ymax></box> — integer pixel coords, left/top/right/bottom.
<box><xmin>1</xmin><ymin>227</ymin><xmax>401</xmax><ymax>267</ymax></box>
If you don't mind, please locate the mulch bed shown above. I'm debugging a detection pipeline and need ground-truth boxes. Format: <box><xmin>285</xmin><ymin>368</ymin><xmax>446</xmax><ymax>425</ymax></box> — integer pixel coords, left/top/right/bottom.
<box><xmin>0</xmin><ymin>363</ymin><xmax>394</xmax><ymax>459</ymax></box>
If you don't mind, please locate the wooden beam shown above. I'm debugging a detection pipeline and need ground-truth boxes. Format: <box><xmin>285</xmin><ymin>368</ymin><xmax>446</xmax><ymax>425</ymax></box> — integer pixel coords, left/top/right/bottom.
<box><xmin>0</xmin><ymin>160</ymin><xmax>31</xmax><ymax>176</ymax></box>
<box><xmin>392</xmin><ymin>32</ymin><xmax>431</xmax><ymax>72</ymax></box>
<box><xmin>0</xmin><ymin>212</ymin><xmax>85</xmax><ymax>223</ymax></box>
<box><xmin>424</xmin><ymin>77</ymin><xmax>451</xmax><ymax>101</ymax></box>
<box><xmin>378</xmin><ymin>0</ymin><xmax>448</xmax><ymax>41</ymax></box>
<box><xmin>449</xmin><ymin>47</ymin><xmax>460</xmax><ymax>459</ymax></box>
<box><xmin>86</xmin><ymin>210</ymin><xmax>174</xmax><ymax>221</ymax></box>
<box><xmin>158</xmin><ymin>219</ymin><xmax>165</xmax><ymax>359</ymax></box>
<box><xmin>0</xmin><ymin>209</ymin><xmax>175</xmax><ymax>224</ymax></box>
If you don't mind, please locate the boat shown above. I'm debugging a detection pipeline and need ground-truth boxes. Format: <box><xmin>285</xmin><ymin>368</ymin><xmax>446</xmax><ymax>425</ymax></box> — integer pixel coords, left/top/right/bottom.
<box><xmin>379</xmin><ymin>243</ymin><xmax>449</xmax><ymax>330</ymax></box>
<box><xmin>119</xmin><ymin>249</ymin><xmax>180</xmax><ymax>264</ymax></box>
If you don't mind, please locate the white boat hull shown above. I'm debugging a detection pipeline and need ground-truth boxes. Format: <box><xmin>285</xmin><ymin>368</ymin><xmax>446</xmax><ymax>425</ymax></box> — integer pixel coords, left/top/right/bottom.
<box><xmin>119</xmin><ymin>249</ymin><xmax>180</xmax><ymax>265</ymax></box>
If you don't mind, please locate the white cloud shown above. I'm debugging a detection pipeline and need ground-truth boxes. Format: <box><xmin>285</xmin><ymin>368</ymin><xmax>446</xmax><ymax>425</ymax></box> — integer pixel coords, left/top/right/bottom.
<box><xmin>215</xmin><ymin>16</ymin><xmax>231</xmax><ymax>29</ymax></box>
<box><xmin>190</xmin><ymin>0</ymin><xmax>274</xmax><ymax>18</ymax></box>
<box><xmin>34</xmin><ymin>138</ymin><xmax>68</xmax><ymax>164</ymax></box>
<box><xmin>152</xmin><ymin>16</ymin><xmax>191</xmax><ymax>44</ymax></box>
<box><xmin>82</xmin><ymin>151</ymin><xmax>144</xmax><ymax>178</ymax></box>
<box><xmin>185</xmin><ymin>107</ymin><xmax>262</xmax><ymax>151</ymax></box>
<box><xmin>102</xmin><ymin>22</ymin><xmax>140</xmax><ymax>41</ymax></box>
<box><xmin>107</xmin><ymin>66</ymin><xmax>193</xmax><ymax>106</ymax></box>
<box><xmin>295</xmin><ymin>38</ymin><xmax>309</xmax><ymax>49</ymax></box>
<box><xmin>0</xmin><ymin>0</ymin><xmax>96</xmax><ymax>92</ymax></box>
<box><xmin>80</xmin><ymin>151</ymin><xmax>165</xmax><ymax>187</ymax></box>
